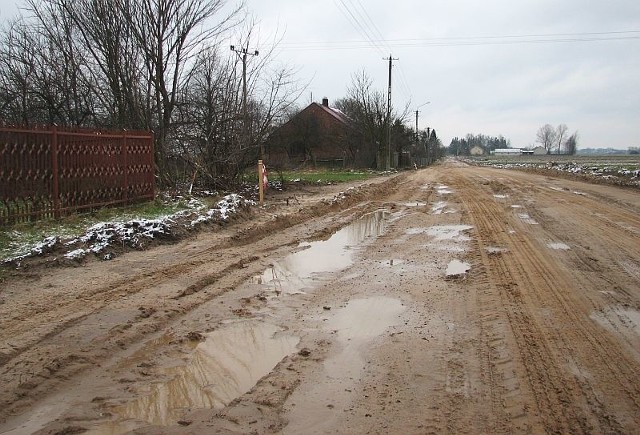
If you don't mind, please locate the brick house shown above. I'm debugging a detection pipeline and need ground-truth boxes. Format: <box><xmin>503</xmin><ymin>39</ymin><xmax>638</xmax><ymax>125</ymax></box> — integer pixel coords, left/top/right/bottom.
<box><xmin>265</xmin><ymin>98</ymin><xmax>369</xmax><ymax>168</ymax></box>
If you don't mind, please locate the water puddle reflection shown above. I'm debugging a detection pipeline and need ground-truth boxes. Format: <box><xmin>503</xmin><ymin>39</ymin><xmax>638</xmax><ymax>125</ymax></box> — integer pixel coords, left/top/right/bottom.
<box><xmin>446</xmin><ymin>260</ymin><xmax>471</xmax><ymax>277</ymax></box>
<box><xmin>257</xmin><ymin>210</ymin><xmax>389</xmax><ymax>294</ymax></box>
<box><xmin>284</xmin><ymin>297</ymin><xmax>404</xmax><ymax>434</ymax></box>
<box><xmin>431</xmin><ymin>201</ymin><xmax>447</xmax><ymax>214</ymax></box>
<box><xmin>330</xmin><ymin>297</ymin><xmax>405</xmax><ymax>343</ymax></box>
<box><xmin>114</xmin><ymin>320</ymin><xmax>299</xmax><ymax>426</ymax></box>
<box><xmin>436</xmin><ymin>185</ymin><xmax>453</xmax><ymax>195</ymax></box>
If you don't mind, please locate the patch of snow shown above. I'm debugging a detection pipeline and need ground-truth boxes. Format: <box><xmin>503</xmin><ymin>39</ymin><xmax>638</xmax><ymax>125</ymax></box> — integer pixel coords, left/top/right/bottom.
<box><xmin>31</xmin><ymin>236</ymin><xmax>58</xmax><ymax>255</ymax></box>
<box><xmin>64</xmin><ymin>249</ymin><xmax>87</xmax><ymax>260</ymax></box>
<box><xmin>4</xmin><ymin>194</ymin><xmax>256</xmax><ymax>264</ymax></box>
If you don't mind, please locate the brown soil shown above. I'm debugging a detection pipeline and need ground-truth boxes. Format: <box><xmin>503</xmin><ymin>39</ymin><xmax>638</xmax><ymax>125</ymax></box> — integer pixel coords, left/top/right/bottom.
<box><xmin>1</xmin><ymin>159</ymin><xmax>639</xmax><ymax>434</ymax></box>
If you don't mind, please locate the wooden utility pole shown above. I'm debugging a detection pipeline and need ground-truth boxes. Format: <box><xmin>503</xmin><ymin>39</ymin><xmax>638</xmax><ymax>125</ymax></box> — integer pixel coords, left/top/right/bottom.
<box><xmin>415</xmin><ymin>101</ymin><xmax>431</xmax><ymax>164</ymax></box>
<box><xmin>384</xmin><ymin>54</ymin><xmax>398</xmax><ymax>171</ymax></box>
<box><xmin>258</xmin><ymin>159</ymin><xmax>264</xmax><ymax>205</ymax></box>
<box><xmin>231</xmin><ymin>44</ymin><xmax>260</xmax><ymax>157</ymax></box>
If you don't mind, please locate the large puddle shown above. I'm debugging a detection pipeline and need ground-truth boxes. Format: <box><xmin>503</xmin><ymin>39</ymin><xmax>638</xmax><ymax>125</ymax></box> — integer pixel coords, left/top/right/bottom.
<box><xmin>283</xmin><ymin>297</ymin><xmax>405</xmax><ymax>434</ymax></box>
<box><xmin>257</xmin><ymin>210</ymin><xmax>389</xmax><ymax>294</ymax></box>
<box><xmin>330</xmin><ymin>296</ymin><xmax>406</xmax><ymax>343</ymax></box>
<box><xmin>113</xmin><ymin>320</ymin><xmax>299</xmax><ymax>427</ymax></box>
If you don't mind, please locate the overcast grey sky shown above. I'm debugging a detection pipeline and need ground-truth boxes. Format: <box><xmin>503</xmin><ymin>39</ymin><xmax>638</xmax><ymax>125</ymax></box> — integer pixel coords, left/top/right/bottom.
<box><xmin>1</xmin><ymin>0</ymin><xmax>638</xmax><ymax>149</ymax></box>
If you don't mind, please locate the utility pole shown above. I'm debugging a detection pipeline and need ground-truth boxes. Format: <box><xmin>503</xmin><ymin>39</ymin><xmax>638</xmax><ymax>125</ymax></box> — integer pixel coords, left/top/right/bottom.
<box><xmin>415</xmin><ymin>101</ymin><xmax>430</xmax><ymax>165</ymax></box>
<box><xmin>231</xmin><ymin>44</ymin><xmax>259</xmax><ymax>157</ymax></box>
<box><xmin>384</xmin><ymin>54</ymin><xmax>398</xmax><ymax>171</ymax></box>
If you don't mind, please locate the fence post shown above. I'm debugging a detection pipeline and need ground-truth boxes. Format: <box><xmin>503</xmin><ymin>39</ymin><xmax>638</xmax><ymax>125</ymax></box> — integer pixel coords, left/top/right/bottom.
<box><xmin>51</xmin><ymin>125</ymin><xmax>60</xmax><ymax>218</ymax></box>
<box><xmin>122</xmin><ymin>131</ymin><xmax>129</xmax><ymax>204</ymax></box>
<box><xmin>258</xmin><ymin>159</ymin><xmax>264</xmax><ymax>205</ymax></box>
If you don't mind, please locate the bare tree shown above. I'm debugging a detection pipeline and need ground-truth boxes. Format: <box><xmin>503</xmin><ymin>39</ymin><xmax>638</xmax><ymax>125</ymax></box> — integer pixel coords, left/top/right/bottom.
<box><xmin>335</xmin><ymin>71</ymin><xmax>390</xmax><ymax>168</ymax></box>
<box><xmin>555</xmin><ymin>124</ymin><xmax>568</xmax><ymax>154</ymax></box>
<box><xmin>0</xmin><ymin>19</ymin><xmax>39</xmax><ymax>123</ymax></box>
<box><xmin>172</xmin><ymin>25</ymin><xmax>306</xmax><ymax>186</ymax></box>
<box><xmin>536</xmin><ymin>124</ymin><xmax>557</xmax><ymax>153</ymax></box>
<box><xmin>0</xmin><ymin>0</ymin><xmax>303</xmax><ymax>187</ymax></box>
<box><xmin>125</xmin><ymin>0</ymin><xmax>244</xmax><ymax>172</ymax></box>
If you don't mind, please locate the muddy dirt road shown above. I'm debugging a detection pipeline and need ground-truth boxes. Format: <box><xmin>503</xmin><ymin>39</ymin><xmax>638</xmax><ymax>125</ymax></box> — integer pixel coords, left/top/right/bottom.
<box><xmin>1</xmin><ymin>159</ymin><xmax>640</xmax><ymax>434</ymax></box>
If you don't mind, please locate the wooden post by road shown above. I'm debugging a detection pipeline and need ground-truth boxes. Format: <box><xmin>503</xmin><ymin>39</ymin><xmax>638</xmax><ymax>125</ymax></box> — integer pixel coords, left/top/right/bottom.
<box><xmin>258</xmin><ymin>159</ymin><xmax>264</xmax><ymax>205</ymax></box>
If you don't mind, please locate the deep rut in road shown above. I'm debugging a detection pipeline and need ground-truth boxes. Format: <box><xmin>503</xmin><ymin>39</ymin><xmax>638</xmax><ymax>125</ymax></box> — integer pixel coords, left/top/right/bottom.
<box><xmin>1</xmin><ymin>161</ymin><xmax>639</xmax><ymax>434</ymax></box>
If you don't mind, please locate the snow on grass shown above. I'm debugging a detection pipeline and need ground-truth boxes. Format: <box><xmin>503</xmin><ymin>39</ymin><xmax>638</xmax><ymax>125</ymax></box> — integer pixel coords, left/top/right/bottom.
<box><xmin>3</xmin><ymin>194</ymin><xmax>255</xmax><ymax>264</ymax></box>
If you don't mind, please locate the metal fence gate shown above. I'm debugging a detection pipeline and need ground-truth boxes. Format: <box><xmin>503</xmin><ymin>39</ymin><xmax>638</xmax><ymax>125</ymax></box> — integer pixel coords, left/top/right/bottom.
<box><xmin>0</xmin><ymin>125</ymin><xmax>155</xmax><ymax>224</ymax></box>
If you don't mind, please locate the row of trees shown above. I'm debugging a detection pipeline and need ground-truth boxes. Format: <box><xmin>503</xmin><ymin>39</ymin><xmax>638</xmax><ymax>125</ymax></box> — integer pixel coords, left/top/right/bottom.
<box><xmin>0</xmin><ymin>0</ymin><xmax>303</xmax><ymax>187</ymax></box>
<box><xmin>1</xmin><ymin>1</ymin><xmax>443</xmax><ymax>184</ymax></box>
<box><xmin>536</xmin><ymin>124</ymin><xmax>578</xmax><ymax>155</ymax></box>
<box><xmin>447</xmin><ymin>134</ymin><xmax>511</xmax><ymax>156</ymax></box>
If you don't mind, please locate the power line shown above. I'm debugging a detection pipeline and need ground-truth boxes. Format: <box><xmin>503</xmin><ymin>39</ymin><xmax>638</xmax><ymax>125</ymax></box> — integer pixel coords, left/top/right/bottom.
<box><xmin>345</xmin><ymin>0</ymin><xmax>412</xmax><ymax>101</ymax></box>
<box><xmin>351</xmin><ymin>0</ymin><xmax>390</xmax><ymax>52</ymax></box>
<box><xmin>273</xmin><ymin>30</ymin><xmax>640</xmax><ymax>51</ymax></box>
<box><xmin>334</xmin><ymin>0</ymin><xmax>386</xmax><ymax>56</ymax></box>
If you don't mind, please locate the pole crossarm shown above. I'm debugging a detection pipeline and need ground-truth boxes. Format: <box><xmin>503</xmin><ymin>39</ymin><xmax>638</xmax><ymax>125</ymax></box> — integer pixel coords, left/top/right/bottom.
<box><xmin>231</xmin><ymin>44</ymin><xmax>260</xmax><ymax>156</ymax></box>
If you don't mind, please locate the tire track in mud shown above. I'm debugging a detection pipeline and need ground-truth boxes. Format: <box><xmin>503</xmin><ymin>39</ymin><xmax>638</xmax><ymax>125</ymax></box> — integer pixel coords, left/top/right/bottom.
<box><xmin>450</xmin><ymin>168</ymin><xmax>640</xmax><ymax>433</ymax></box>
<box><xmin>0</xmin><ymin>178</ymin><xmax>402</xmax><ymax>421</ymax></box>
<box><xmin>436</xmin><ymin>171</ymin><xmax>543</xmax><ymax>434</ymax></box>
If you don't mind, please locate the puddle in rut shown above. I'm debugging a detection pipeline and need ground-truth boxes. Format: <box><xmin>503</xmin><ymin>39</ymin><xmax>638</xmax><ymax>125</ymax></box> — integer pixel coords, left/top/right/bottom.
<box><xmin>113</xmin><ymin>320</ymin><xmax>299</xmax><ymax>427</ymax></box>
<box><xmin>407</xmin><ymin>224</ymin><xmax>473</xmax><ymax>241</ymax></box>
<box><xmin>329</xmin><ymin>296</ymin><xmax>406</xmax><ymax>343</ymax></box>
<box><xmin>257</xmin><ymin>210</ymin><xmax>389</xmax><ymax>294</ymax></box>
<box><xmin>401</xmin><ymin>201</ymin><xmax>426</xmax><ymax>207</ymax></box>
<box><xmin>431</xmin><ymin>201</ymin><xmax>447</xmax><ymax>214</ymax></box>
<box><xmin>517</xmin><ymin>213</ymin><xmax>539</xmax><ymax>225</ymax></box>
<box><xmin>283</xmin><ymin>297</ymin><xmax>405</xmax><ymax>434</ymax></box>
<box><xmin>436</xmin><ymin>185</ymin><xmax>453</xmax><ymax>195</ymax></box>
<box><xmin>446</xmin><ymin>260</ymin><xmax>471</xmax><ymax>277</ymax></box>
<box><xmin>548</xmin><ymin>242</ymin><xmax>570</xmax><ymax>250</ymax></box>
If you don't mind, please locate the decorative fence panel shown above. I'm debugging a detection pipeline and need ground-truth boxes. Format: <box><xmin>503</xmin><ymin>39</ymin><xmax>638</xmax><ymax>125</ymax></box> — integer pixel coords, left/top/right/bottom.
<box><xmin>0</xmin><ymin>125</ymin><xmax>154</xmax><ymax>224</ymax></box>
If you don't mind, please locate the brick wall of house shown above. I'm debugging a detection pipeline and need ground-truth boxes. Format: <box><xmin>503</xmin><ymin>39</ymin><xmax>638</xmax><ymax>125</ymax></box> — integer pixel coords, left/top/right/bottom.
<box><xmin>266</xmin><ymin>102</ymin><xmax>360</xmax><ymax>168</ymax></box>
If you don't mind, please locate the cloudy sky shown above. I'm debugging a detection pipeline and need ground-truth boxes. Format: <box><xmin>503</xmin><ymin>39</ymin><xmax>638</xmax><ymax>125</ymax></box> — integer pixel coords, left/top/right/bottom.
<box><xmin>1</xmin><ymin>0</ymin><xmax>638</xmax><ymax>150</ymax></box>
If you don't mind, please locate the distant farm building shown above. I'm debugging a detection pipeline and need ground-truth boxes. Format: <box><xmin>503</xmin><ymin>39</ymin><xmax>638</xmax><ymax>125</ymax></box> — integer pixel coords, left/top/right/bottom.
<box><xmin>492</xmin><ymin>148</ymin><xmax>523</xmax><ymax>156</ymax></box>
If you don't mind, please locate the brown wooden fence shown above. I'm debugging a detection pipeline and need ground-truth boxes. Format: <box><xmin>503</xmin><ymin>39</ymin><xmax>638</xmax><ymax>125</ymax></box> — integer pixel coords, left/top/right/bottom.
<box><xmin>0</xmin><ymin>125</ymin><xmax>155</xmax><ymax>224</ymax></box>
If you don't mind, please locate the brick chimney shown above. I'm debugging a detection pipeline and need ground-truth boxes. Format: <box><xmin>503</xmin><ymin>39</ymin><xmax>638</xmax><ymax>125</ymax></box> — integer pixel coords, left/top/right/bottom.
<box><xmin>322</xmin><ymin>97</ymin><xmax>329</xmax><ymax>107</ymax></box>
